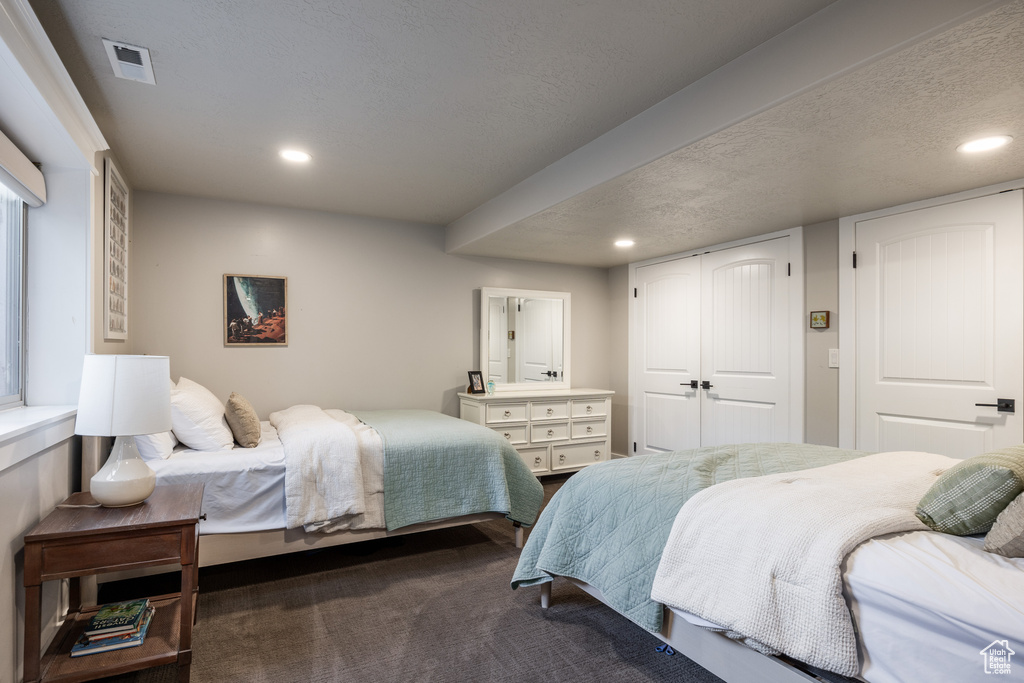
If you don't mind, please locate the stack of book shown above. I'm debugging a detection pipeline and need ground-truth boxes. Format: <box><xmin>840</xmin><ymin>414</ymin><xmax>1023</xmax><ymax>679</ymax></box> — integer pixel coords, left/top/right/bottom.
<box><xmin>70</xmin><ymin>598</ymin><xmax>155</xmax><ymax>657</ymax></box>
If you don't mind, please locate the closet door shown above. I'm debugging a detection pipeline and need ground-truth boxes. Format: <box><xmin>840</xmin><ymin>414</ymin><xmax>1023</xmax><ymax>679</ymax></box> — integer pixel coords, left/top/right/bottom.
<box><xmin>855</xmin><ymin>191</ymin><xmax>1023</xmax><ymax>457</ymax></box>
<box><xmin>634</xmin><ymin>256</ymin><xmax>702</xmax><ymax>453</ymax></box>
<box><xmin>700</xmin><ymin>237</ymin><xmax>792</xmax><ymax>445</ymax></box>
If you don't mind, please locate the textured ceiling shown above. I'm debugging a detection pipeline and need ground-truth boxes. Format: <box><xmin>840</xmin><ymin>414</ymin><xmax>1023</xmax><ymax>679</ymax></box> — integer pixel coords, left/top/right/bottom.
<box><xmin>457</xmin><ymin>2</ymin><xmax>1024</xmax><ymax>266</ymax></box>
<box><xmin>24</xmin><ymin>0</ymin><xmax>1024</xmax><ymax>268</ymax></box>
<box><xmin>28</xmin><ymin>0</ymin><xmax>835</xmax><ymax>226</ymax></box>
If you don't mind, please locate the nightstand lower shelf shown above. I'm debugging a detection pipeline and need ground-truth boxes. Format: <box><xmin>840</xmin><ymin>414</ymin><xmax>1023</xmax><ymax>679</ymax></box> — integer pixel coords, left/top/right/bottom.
<box><xmin>39</xmin><ymin>594</ymin><xmax>192</xmax><ymax>683</ymax></box>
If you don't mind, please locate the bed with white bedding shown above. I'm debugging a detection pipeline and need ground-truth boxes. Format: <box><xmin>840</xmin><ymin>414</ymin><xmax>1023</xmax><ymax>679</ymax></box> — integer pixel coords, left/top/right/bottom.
<box><xmin>514</xmin><ymin>444</ymin><xmax>1024</xmax><ymax>683</ymax></box>
<box><xmin>101</xmin><ymin>377</ymin><xmax>544</xmax><ymax>567</ymax></box>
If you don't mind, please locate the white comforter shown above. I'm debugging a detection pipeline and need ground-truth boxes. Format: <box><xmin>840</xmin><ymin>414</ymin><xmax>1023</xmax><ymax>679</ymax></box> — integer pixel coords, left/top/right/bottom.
<box><xmin>650</xmin><ymin>451</ymin><xmax>957</xmax><ymax>676</ymax></box>
<box><xmin>269</xmin><ymin>405</ymin><xmax>384</xmax><ymax>531</ymax></box>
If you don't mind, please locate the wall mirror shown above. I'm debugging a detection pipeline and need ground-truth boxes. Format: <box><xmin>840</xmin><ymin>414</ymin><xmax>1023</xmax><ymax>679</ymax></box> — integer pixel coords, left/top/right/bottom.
<box><xmin>479</xmin><ymin>287</ymin><xmax>571</xmax><ymax>392</ymax></box>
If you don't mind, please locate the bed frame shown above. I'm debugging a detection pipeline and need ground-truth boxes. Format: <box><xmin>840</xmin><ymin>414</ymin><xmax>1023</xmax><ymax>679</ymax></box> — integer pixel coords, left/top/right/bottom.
<box><xmin>538</xmin><ymin>578</ymin><xmax>848</xmax><ymax>683</ymax></box>
<box><xmin>81</xmin><ymin>436</ymin><xmax>524</xmax><ymax>576</ymax></box>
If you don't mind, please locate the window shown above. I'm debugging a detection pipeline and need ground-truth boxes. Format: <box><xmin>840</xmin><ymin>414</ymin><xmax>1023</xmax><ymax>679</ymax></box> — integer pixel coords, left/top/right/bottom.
<box><xmin>0</xmin><ymin>182</ymin><xmax>23</xmax><ymax>406</ymax></box>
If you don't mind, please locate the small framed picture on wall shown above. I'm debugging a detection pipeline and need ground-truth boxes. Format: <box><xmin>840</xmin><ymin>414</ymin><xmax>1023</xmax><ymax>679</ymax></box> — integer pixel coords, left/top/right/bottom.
<box><xmin>224</xmin><ymin>274</ymin><xmax>288</xmax><ymax>346</ymax></box>
<box><xmin>810</xmin><ymin>311</ymin><xmax>830</xmax><ymax>329</ymax></box>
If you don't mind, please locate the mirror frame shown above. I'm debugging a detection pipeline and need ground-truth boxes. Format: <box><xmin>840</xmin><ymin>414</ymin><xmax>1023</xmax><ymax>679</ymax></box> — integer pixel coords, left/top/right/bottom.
<box><xmin>479</xmin><ymin>287</ymin><xmax>571</xmax><ymax>393</ymax></box>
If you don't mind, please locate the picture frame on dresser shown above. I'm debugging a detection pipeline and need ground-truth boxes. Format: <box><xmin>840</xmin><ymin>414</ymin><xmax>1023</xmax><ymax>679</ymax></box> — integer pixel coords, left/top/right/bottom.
<box><xmin>467</xmin><ymin>371</ymin><xmax>486</xmax><ymax>394</ymax></box>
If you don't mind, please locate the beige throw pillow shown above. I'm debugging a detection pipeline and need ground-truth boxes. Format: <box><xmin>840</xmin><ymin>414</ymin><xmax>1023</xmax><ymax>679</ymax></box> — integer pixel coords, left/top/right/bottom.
<box><xmin>225</xmin><ymin>392</ymin><xmax>262</xmax><ymax>448</ymax></box>
<box><xmin>984</xmin><ymin>491</ymin><xmax>1024</xmax><ymax>558</ymax></box>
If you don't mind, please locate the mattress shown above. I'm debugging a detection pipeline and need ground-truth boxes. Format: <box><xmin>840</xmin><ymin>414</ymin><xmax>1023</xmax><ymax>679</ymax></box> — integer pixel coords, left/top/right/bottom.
<box><xmin>672</xmin><ymin>529</ymin><xmax>1024</xmax><ymax>682</ymax></box>
<box><xmin>147</xmin><ymin>422</ymin><xmax>288</xmax><ymax>534</ymax></box>
<box><xmin>844</xmin><ymin>530</ymin><xmax>1024</xmax><ymax>683</ymax></box>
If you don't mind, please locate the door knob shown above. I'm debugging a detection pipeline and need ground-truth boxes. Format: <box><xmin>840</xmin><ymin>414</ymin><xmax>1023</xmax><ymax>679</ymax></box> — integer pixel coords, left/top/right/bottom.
<box><xmin>975</xmin><ymin>398</ymin><xmax>1015</xmax><ymax>413</ymax></box>
<box><xmin>701</xmin><ymin>380</ymin><xmax>713</xmax><ymax>390</ymax></box>
<box><xmin>686</xmin><ymin>380</ymin><xmax>698</xmax><ymax>389</ymax></box>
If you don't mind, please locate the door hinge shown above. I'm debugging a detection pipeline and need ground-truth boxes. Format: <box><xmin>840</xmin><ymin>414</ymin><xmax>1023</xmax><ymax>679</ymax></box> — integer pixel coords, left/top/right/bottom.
<box><xmin>633</xmin><ymin>441</ymin><xmax>637</xmax><ymax>453</ymax></box>
<box><xmin>787</xmin><ymin>262</ymin><xmax>791</xmax><ymax>277</ymax></box>
<box><xmin>634</xmin><ymin>287</ymin><xmax>637</xmax><ymax>298</ymax></box>
<box><xmin>853</xmin><ymin>252</ymin><xmax>857</xmax><ymax>268</ymax></box>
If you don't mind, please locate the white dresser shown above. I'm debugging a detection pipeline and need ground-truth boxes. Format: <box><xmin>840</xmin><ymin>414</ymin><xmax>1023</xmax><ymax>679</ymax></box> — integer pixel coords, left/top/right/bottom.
<box><xmin>459</xmin><ymin>388</ymin><xmax>614</xmax><ymax>476</ymax></box>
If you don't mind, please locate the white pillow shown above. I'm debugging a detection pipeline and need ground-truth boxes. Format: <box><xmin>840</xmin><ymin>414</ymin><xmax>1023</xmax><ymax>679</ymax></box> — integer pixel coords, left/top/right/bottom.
<box><xmin>170</xmin><ymin>377</ymin><xmax>234</xmax><ymax>451</ymax></box>
<box><xmin>134</xmin><ymin>431</ymin><xmax>178</xmax><ymax>460</ymax></box>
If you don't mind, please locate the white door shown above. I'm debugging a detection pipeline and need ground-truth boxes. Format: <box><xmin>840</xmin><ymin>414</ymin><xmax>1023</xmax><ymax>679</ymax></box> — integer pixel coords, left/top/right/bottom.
<box><xmin>634</xmin><ymin>256</ymin><xmax>702</xmax><ymax>452</ymax></box>
<box><xmin>855</xmin><ymin>190</ymin><xmax>1023</xmax><ymax>457</ymax></box>
<box><xmin>700</xmin><ymin>237</ymin><xmax>792</xmax><ymax>446</ymax></box>
<box><xmin>487</xmin><ymin>296</ymin><xmax>509</xmax><ymax>383</ymax></box>
<box><xmin>519</xmin><ymin>298</ymin><xmax>561</xmax><ymax>382</ymax></box>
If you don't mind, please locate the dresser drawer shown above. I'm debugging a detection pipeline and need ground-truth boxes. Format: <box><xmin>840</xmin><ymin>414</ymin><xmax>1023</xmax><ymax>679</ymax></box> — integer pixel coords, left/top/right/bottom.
<box><xmin>530</xmin><ymin>401</ymin><xmax>569</xmax><ymax>421</ymax></box>
<box><xmin>517</xmin><ymin>446</ymin><xmax>549</xmax><ymax>474</ymax></box>
<box><xmin>571</xmin><ymin>399</ymin><xmax>608</xmax><ymax>419</ymax></box>
<box><xmin>571</xmin><ymin>419</ymin><xmax>607</xmax><ymax>440</ymax></box>
<box><xmin>492</xmin><ymin>425</ymin><xmax>528</xmax><ymax>445</ymax></box>
<box><xmin>486</xmin><ymin>403</ymin><xmax>528</xmax><ymax>424</ymax></box>
<box><xmin>530</xmin><ymin>422</ymin><xmax>569</xmax><ymax>443</ymax></box>
<box><xmin>552</xmin><ymin>442</ymin><xmax>608</xmax><ymax>471</ymax></box>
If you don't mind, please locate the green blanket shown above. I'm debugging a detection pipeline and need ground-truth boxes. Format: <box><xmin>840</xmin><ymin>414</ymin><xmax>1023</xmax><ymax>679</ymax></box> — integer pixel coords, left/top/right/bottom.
<box><xmin>511</xmin><ymin>443</ymin><xmax>869</xmax><ymax>632</ymax></box>
<box><xmin>353</xmin><ymin>410</ymin><xmax>544</xmax><ymax>531</ymax></box>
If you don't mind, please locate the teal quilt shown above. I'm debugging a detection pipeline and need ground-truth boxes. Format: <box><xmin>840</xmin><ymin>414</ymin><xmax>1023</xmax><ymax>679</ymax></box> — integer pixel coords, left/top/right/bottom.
<box><xmin>511</xmin><ymin>443</ymin><xmax>869</xmax><ymax>632</ymax></box>
<box><xmin>353</xmin><ymin>410</ymin><xmax>544</xmax><ymax>531</ymax></box>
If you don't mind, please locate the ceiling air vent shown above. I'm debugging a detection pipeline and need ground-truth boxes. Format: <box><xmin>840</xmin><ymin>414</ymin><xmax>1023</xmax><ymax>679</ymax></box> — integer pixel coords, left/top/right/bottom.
<box><xmin>102</xmin><ymin>39</ymin><xmax>156</xmax><ymax>85</ymax></box>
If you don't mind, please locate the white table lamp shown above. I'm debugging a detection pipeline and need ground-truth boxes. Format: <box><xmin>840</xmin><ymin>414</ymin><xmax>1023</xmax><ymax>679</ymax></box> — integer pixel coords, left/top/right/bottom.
<box><xmin>75</xmin><ymin>355</ymin><xmax>172</xmax><ymax>506</ymax></box>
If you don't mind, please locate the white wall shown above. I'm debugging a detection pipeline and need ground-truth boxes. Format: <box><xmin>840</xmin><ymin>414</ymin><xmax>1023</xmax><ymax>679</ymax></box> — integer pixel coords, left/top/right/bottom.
<box><xmin>3</xmin><ymin>440</ymin><xmax>75</xmax><ymax>682</ymax></box>
<box><xmin>130</xmin><ymin>192</ymin><xmax>612</xmax><ymax>418</ymax></box>
<box><xmin>607</xmin><ymin>265</ymin><xmax>629</xmax><ymax>456</ymax></box>
<box><xmin>804</xmin><ymin>219</ymin><xmax>840</xmax><ymax>446</ymax></box>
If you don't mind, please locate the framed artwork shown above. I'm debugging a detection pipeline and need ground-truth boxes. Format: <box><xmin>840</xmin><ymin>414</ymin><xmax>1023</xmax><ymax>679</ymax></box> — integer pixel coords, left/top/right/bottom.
<box><xmin>224</xmin><ymin>274</ymin><xmax>288</xmax><ymax>346</ymax></box>
<box><xmin>103</xmin><ymin>159</ymin><xmax>129</xmax><ymax>340</ymax></box>
<box><xmin>467</xmin><ymin>370</ymin><xmax>485</xmax><ymax>394</ymax></box>
<box><xmin>810</xmin><ymin>311</ymin><xmax>830</xmax><ymax>329</ymax></box>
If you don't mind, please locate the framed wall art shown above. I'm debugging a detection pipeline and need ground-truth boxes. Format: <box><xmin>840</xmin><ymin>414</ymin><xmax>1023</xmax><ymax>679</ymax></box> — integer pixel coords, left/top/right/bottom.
<box><xmin>810</xmin><ymin>310</ymin><xmax>830</xmax><ymax>329</ymax></box>
<box><xmin>224</xmin><ymin>274</ymin><xmax>288</xmax><ymax>346</ymax></box>
<box><xmin>103</xmin><ymin>159</ymin><xmax>129</xmax><ymax>340</ymax></box>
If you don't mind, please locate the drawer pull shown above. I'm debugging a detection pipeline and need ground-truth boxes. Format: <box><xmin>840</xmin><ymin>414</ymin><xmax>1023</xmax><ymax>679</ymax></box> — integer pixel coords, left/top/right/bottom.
<box><xmin>558</xmin><ymin>453</ymin><xmax>565</xmax><ymax>463</ymax></box>
<box><xmin>594</xmin><ymin>450</ymin><xmax>601</xmax><ymax>460</ymax></box>
<box><xmin>547</xmin><ymin>429</ymin><xmax>554</xmax><ymax>437</ymax></box>
<box><xmin>503</xmin><ymin>409</ymin><xmax>512</xmax><ymax>418</ymax></box>
<box><xmin>586</xmin><ymin>405</ymin><xmax>593</xmax><ymax>414</ymax></box>
<box><xmin>586</xmin><ymin>426</ymin><xmax>593</xmax><ymax>434</ymax></box>
<box><xmin>546</xmin><ymin>407</ymin><xmax>554</xmax><ymax>416</ymax></box>
<box><xmin>534</xmin><ymin>456</ymin><xmax>542</xmax><ymax>466</ymax></box>
<box><xmin>503</xmin><ymin>432</ymin><xmax>511</xmax><ymax>439</ymax></box>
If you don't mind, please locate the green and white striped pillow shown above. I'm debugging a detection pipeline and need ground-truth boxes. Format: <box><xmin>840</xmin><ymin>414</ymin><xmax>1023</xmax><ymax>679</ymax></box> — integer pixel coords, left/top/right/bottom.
<box><xmin>915</xmin><ymin>447</ymin><xmax>1024</xmax><ymax>536</ymax></box>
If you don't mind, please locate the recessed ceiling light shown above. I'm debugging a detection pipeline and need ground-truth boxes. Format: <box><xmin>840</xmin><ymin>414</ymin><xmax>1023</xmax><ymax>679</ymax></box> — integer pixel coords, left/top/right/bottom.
<box><xmin>957</xmin><ymin>135</ymin><xmax>1012</xmax><ymax>153</ymax></box>
<box><xmin>280</xmin><ymin>149</ymin><xmax>312</xmax><ymax>162</ymax></box>
<box><xmin>614</xmin><ymin>239</ymin><xmax>635</xmax><ymax>248</ymax></box>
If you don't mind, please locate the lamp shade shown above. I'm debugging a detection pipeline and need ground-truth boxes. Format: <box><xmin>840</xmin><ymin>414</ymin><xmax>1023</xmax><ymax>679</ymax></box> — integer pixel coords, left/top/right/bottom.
<box><xmin>75</xmin><ymin>355</ymin><xmax>172</xmax><ymax>436</ymax></box>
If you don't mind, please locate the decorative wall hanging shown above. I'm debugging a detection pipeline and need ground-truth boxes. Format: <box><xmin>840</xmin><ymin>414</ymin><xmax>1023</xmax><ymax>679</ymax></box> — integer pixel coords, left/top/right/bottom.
<box><xmin>810</xmin><ymin>311</ymin><xmax>830</xmax><ymax>329</ymax></box>
<box><xmin>103</xmin><ymin>159</ymin><xmax>129</xmax><ymax>340</ymax></box>
<box><xmin>223</xmin><ymin>274</ymin><xmax>288</xmax><ymax>346</ymax></box>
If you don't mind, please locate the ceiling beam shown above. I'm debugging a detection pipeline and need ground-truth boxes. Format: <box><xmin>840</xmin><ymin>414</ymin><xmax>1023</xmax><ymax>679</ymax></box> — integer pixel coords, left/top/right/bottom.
<box><xmin>445</xmin><ymin>0</ymin><xmax>1010</xmax><ymax>255</ymax></box>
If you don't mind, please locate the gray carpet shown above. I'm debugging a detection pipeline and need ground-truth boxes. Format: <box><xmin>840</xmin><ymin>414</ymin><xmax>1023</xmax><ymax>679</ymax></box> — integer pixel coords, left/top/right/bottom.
<box><xmin>99</xmin><ymin>475</ymin><xmax>724</xmax><ymax>683</ymax></box>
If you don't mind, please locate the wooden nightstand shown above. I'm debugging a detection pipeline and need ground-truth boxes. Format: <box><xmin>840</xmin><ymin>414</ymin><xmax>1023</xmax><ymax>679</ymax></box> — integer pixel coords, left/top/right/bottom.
<box><xmin>23</xmin><ymin>483</ymin><xmax>204</xmax><ymax>683</ymax></box>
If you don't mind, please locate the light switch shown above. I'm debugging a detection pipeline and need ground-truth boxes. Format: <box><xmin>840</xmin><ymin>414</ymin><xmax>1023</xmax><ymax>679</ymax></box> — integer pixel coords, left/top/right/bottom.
<box><xmin>828</xmin><ymin>349</ymin><xmax>840</xmax><ymax>368</ymax></box>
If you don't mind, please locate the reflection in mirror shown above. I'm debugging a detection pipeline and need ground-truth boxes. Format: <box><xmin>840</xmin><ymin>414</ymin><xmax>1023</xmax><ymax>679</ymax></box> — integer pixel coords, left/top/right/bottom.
<box><xmin>480</xmin><ymin>288</ymin><xmax>571</xmax><ymax>392</ymax></box>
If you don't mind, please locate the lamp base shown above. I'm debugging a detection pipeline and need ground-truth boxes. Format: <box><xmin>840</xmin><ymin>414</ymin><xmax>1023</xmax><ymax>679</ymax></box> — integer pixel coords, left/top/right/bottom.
<box><xmin>90</xmin><ymin>435</ymin><xmax>157</xmax><ymax>507</ymax></box>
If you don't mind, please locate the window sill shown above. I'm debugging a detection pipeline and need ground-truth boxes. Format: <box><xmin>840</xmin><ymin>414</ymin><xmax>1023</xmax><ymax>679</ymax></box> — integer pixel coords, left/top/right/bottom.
<box><xmin>0</xmin><ymin>405</ymin><xmax>77</xmax><ymax>473</ymax></box>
